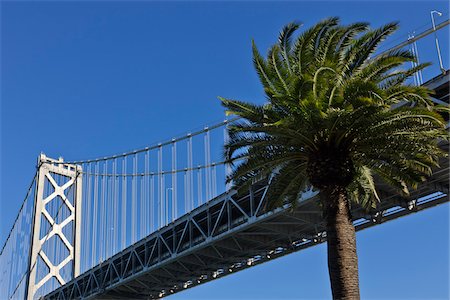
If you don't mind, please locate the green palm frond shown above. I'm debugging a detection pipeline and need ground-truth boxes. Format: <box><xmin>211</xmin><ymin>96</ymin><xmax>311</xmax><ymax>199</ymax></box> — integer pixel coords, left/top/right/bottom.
<box><xmin>264</xmin><ymin>162</ymin><xmax>309</xmax><ymax>210</ymax></box>
<box><xmin>293</xmin><ymin>17</ymin><xmax>339</xmax><ymax>74</ymax></box>
<box><xmin>267</xmin><ymin>45</ymin><xmax>292</xmax><ymax>95</ymax></box>
<box><xmin>278</xmin><ymin>21</ymin><xmax>302</xmax><ymax>73</ymax></box>
<box><xmin>356</xmin><ymin>49</ymin><xmax>415</xmax><ymax>81</ymax></box>
<box><xmin>252</xmin><ymin>41</ymin><xmax>279</xmax><ymax>96</ymax></box>
<box><xmin>348</xmin><ymin>166</ymin><xmax>380</xmax><ymax>210</ymax></box>
<box><xmin>342</xmin><ymin>22</ymin><xmax>399</xmax><ymax>75</ymax></box>
<box><xmin>335</xmin><ymin>22</ymin><xmax>370</xmax><ymax>53</ymax></box>
<box><xmin>379</xmin><ymin>62</ymin><xmax>432</xmax><ymax>89</ymax></box>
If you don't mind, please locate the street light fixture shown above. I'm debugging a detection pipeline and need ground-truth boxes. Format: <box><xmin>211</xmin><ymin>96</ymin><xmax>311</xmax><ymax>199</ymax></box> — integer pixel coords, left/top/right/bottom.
<box><xmin>430</xmin><ymin>10</ymin><xmax>445</xmax><ymax>74</ymax></box>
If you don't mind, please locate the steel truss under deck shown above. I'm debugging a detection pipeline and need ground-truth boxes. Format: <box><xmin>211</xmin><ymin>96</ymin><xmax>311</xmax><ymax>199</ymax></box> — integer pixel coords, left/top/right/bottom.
<box><xmin>44</xmin><ymin>145</ymin><xmax>449</xmax><ymax>300</ymax></box>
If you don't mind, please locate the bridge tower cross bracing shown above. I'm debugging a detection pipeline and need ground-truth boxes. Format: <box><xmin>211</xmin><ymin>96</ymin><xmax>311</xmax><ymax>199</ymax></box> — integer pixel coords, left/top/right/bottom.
<box><xmin>26</xmin><ymin>154</ymin><xmax>82</xmax><ymax>300</ymax></box>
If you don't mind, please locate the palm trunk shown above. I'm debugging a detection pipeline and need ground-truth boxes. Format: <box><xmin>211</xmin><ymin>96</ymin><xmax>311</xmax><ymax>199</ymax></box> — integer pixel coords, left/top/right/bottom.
<box><xmin>321</xmin><ymin>186</ymin><xmax>360</xmax><ymax>300</ymax></box>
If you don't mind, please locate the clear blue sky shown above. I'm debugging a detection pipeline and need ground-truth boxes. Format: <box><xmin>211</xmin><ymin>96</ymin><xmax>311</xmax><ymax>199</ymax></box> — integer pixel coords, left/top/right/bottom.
<box><xmin>1</xmin><ymin>1</ymin><xmax>449</xmax><ymax>299</ymax></box>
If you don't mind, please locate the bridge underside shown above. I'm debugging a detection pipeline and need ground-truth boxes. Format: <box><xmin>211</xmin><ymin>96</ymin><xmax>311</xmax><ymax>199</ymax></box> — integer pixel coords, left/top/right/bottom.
<box><xmin>44</xmin><ymin>144</ymin><xmax>449</xmax><ymax>300</ymax></box>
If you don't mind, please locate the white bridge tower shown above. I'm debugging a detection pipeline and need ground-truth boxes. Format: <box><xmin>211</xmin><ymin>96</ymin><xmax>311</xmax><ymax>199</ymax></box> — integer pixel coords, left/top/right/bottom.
<box><xmin>26</xmin><ymin>154</ymin><xmax>82</xmax><ymax>299</ymax></box>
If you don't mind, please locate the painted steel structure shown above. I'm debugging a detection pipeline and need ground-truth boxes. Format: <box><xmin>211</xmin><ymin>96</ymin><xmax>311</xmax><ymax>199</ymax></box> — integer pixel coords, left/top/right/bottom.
<box><xmin>27</xmin><ymin>155</ymin><xmax>83</xmax><ymax>300</ymax></box>
<box><xmin>43</xmin><ymin>150</ymin><xmax>449</xmax><ymax>299</ymax></box>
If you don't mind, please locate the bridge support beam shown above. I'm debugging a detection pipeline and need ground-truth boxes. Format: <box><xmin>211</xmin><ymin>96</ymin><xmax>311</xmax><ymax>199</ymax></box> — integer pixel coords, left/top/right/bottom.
<box><xmin>26</xmin><ymin>154</ymin><xmax>82</xmax><ymax>300</ymax></box>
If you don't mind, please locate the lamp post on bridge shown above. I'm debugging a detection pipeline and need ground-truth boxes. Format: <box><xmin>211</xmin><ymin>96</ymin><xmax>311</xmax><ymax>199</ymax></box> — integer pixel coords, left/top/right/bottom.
<box><xmin>430</xmin><ymin>10</ymin><xmax>445</xmax><ymax>74</ymax></box>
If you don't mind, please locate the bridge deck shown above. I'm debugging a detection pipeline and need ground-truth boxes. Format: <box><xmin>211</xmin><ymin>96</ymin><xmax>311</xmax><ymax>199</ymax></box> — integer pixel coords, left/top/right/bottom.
<box><xmin>44</xmin><ymin>145</ymin><xmax>449</xmax><ymax>300</ymax></box>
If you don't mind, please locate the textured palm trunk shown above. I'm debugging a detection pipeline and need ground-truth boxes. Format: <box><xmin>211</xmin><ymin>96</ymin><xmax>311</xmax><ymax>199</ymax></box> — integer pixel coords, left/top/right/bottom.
<box><xmin>321</xmin><ymin>186</ymin><xmax>360</xmax><ymax>300</ymax></box>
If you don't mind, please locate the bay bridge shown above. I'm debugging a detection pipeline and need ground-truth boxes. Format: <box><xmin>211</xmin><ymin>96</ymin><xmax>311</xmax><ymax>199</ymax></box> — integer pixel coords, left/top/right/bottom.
<box><xmin>1</xmin><ymin>20</ymin><xmax>449</xmax><ymax>300</ymax></box>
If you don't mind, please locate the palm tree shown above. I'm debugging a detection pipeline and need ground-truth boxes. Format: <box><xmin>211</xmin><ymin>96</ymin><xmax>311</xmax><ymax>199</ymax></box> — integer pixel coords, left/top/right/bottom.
<box><xmin>220</xmin><ymin>18</ymin><xmax>448</xmax><ymax>299</ymax></box>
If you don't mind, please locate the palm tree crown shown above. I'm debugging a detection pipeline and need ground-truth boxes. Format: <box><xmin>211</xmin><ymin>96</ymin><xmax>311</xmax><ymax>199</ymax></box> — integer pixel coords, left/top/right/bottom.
<box><xmin>221</xmin><ymin>17</ymin><xmax>447</xmax><ymax>211</ymax></box>
<box><xmin>220</xmin><ymin>18</ymin><xmax>448</xmax><ymax>299</ymax></box>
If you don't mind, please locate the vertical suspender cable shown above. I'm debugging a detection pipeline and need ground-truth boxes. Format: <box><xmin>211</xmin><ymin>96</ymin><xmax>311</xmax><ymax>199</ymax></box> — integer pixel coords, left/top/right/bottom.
<box><xmin>107</xmin><ymin>161</ymin><xmax>111</xmax><ymax>259</ymax></box>
<box><xmin>172</xmin><ymin>140</ymin><xmax>177</xmax><ymax>221</ymax></box>
<box><xmin>132</xmin><ymin>154</ymin><xmax>137</xmax><ymax>243</ymax></box>
<box><xmin>108</xmin><ymin>160</ymin><xmax>113</xmax><ymax>256</ymax></box>
<box><xmin>139</xmin><ymin>154</ymin><xmax>143</xmax><ymax>239</ymax></box>
<box><xmin>408</xmin><ymin>34</ymin><xmax>419</xmax><ymax>86</ymax></box>
<box><xmin>103</xmin><ymin>163</ymin><xmax>108</xmax><ymax>260</ymax></box>
<box><xmin>197</xmin><ymin>167</ymin><xmax>203</xmax><ymax>205</ymax></box>
<box><xmin>189</xmin><ymin>136</ymin><xmax>194</xmax><ymax>211</ymax></box>
<box><xmin>115</xmin><ymin>158</ymin><xmax>119</xmax><ymax>255</ymax></box>
<box><xmin>224</xmin><ymin>120</ymin><xmax>232</xmax><ymax>191</ymax></box>
<box><xmin>183</xmin><ymin>170</ymin><xmax>187</xmax><ymax>214</ymax></box>
<box><xmin>165</xmin><ymin>187</ymin><xmax>169</xmax><ymax>224</ymax></box>
<box><xmin>207</xmin><ymin>129</ymin><xmax>211</xmax><ymax>198</ymax></box>
<box><xmin>413</xmin><ymin>41</ymin><xmax>423</xmax><ymax>84</ymax></box>
<box><xmin>13</xmin><ymin>208</ymin><xmax>19</xmax><ymax>288</ymax></box>
<box><xmin>100</xmin><ymin>161</ymin><xmax>107</xmax><ymax>261</ymax></box>
<box><xmin>81</xmin><ymin>163</ymin><xmax>87</xmax><ymax>271</ymax></box>
<box><xmin>88</xmin><ymin>163</ymin><xmax>93</xmax><ymax>269</ymax></box>
<box><xmin>80</xmin><ymin>163</ymin><xmax>84</xmax><ymax>271</ymax></box>
<box><xmin>109</xmin><ymin>161</ymin><xmax>113</xmax><ymax>258</ymax></box>
<box><xmin>186</xmin><ymin>140</ymin><xmax>189</xmax><ymax>213</ymax></box>
<box><xmin>212</xmin><ymin>163</ymin><xmax>217</xmax><ymax>198</ymax></box>
<box><xmin>140</xmin><ymin>174</ymin><xmax>144</xmax><ymax>240</ymax></box>
<box><xmin>158</xmin><ymin>145</ymin><xmax>163</xmax><ymax>228</ymax></box>
<box><xmin>92</xmin><ymin>162</ymin><xmax>99</xmax><ymax>265</ymax></box>
<box><xmin>15</xmin><ymin>208</ymin><xmax>19</xmax><ymax>279</ymax></box>
<box><xmin>131</xmin><ymin>155</ymin><xmax>135</xmax><ymax>243</ymax></box>
<box><xmin>85</xmin><ymin>163</ymin><xmax>91</xmax><ymax>270</ymax></box>
<box><xmin>145</xmin><ymin>149</ymin><xmax>149</xmax><ymax>236</ymax></box>
<box><xmin>191</xmin><ymin>136</ymin><xmax>195</xmax><ymax>210</ymax></box>
<box><xmin>113</xmin><ymin>158</ymin><xmax>117</xmax><ymax>256</ymax></box>
<box><xmin>150</xmin><ymin>174</ymin><xmax>154</xmax><ymax>233</ymax></box>
<box><xmin>161</xmin><ymin>171</ymin><xmax>169</xmax><ymax>225</ymax></box>
<box><xmin>104</xmin><ymin>161</ymin><xmax>109</xmax><ymax>260</ymax></box>
<box><xmin>11</xmin><ymin>213</ymin><xmax>16</xmax><ymax>290</ymax></box>
<box><xmin>204</xmin><ymin>128</ymin><xmax>211</xmax><ymax>202</ymax></box>
<box><xmin>99</xmin><ymin>165</ymin><xmax>103</xmax><ymax>263</ymax></box>
<box><xmin>187</xmin><ymin>134</ymin><xmax>193</xmax><ymax>212</ymax></box>
<box><xmin>121</xmin><ymin>157</ymin><xmax>127</xmax><ymax>250</ymax></box>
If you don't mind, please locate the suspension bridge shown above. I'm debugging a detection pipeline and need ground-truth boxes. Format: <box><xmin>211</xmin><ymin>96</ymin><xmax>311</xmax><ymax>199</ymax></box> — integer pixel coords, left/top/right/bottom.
<box><xmin>1</xmin><ymin>20</ymin><xmax>449</xmax><ymax>300</ymax></box>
